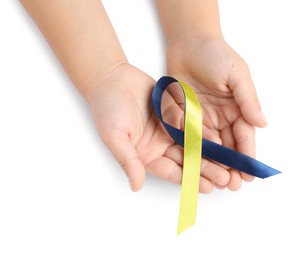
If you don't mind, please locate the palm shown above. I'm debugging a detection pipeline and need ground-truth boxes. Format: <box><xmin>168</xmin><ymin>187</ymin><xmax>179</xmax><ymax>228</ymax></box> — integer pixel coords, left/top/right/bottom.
<box><xmin>192</xmin><ymin>82</ymin><xmax>242</xmax><ymax>143</ymax></box>
<box><xmin>165</xmin><ymin>36</ymin><xmax>266</xmax><ymax>190</ymax></box>
<box><xmin>88</xmin><ymin>64</ymin><xmax>195</xmax><ymax>191</ymax></box>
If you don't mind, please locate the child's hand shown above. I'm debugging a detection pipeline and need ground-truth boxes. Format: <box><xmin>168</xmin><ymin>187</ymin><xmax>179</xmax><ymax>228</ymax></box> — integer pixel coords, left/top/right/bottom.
<box><xmin>166</xmin><ymin>35</ymin><xmax>267</xmax><ymax>191</ymax></box>
<box><xmin>86</xmin><ymin>63</ymin><xmax>215</xmax><ymax>193</ymax></box>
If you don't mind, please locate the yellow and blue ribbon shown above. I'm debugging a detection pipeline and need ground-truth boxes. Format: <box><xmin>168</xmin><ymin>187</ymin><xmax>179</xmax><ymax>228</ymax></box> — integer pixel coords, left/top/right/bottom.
<box><xmin>152</xmin><ymin>76</ymin><xmax>281</xmax><ymax>234</ymax></box>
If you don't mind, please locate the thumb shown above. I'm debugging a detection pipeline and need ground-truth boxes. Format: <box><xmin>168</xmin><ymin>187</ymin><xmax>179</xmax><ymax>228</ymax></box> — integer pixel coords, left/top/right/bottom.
<box><xmin>101</xmin><ymin>130</ymin><xmax>146</xmax><ymax>191</ymax></box>
<box><xmin>230</xmin><ymin>68</ymin><xmax>267</xmax><ymax>128</ymax></box>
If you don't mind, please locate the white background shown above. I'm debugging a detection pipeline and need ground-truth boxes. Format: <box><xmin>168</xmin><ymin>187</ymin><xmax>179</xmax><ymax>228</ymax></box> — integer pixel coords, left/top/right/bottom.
<box><xmin>0</xmin><ymin>0</ymin><xmax>305</xmax><ymax>259</ymax></box>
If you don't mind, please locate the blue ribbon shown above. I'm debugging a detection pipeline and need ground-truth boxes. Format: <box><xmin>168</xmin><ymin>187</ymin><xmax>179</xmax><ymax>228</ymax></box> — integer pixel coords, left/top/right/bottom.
<box><xmin>152</xmin><ymin>76</ymin><xmax>281</xmax><ymax>179</ymax></box>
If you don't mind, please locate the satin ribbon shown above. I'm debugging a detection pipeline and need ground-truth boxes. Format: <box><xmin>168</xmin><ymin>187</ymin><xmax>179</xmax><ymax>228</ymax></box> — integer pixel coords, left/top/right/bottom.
<box><xmin>152</xmin><ymin>76</ymin><xmax>281</xmax><ymax>234</ymax></box>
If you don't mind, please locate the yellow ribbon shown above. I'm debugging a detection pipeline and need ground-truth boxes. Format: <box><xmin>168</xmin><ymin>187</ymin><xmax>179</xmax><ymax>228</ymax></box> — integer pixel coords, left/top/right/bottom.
<box><xmin>177</xmin><ymin>81</ymin><xmax>202</xmax><ymax>235</ymax></box>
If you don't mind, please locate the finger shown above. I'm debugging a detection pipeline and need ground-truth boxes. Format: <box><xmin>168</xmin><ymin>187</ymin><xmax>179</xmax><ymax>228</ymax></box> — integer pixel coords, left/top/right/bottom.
<box><xmin>199</xmin><ymin>177</ymin><xmax>214</xmax><ymax>194</ymax></box>
<box><xmin>163</xmin><ymin>144</ymin><xmax>183</xmax><ymax>165</ymax></box>
<box><xmin>218</xmin><ymin>126</ymin><xmax>235</xmax><ymax>170</ymax></box>
<box><xmin>161</xmin><ymin>144</ymin><xmax>214</xmax><ymax>193</ymax></box>
<box><xmin>227</xmin><ymin>169</ymin><xmax>242</xmax><ymax>191</ymax></box>
<box><xmin>233</xmin><ymin>117</ymin><xmax>255</xmax><ymax>182</ymax></box>
<box><xmin>215</xmin><ymin>184</ymin><xmax>226</xmax><ymax>190</ymax></box>
<box><xmin>200</xmin><ymin>159</ymin><xmax>231</xmax><ymax>186</ymax></box>
<box><xmin>101</xmin><ymin>130</ymin><xmax>146</xmax><ymax>192</ymax></box>
<box><xmin>164</xmin><ymin>144</ymin><xmax>230</xmax><ymax>186</ymax></box>
<box><xmin>146</xmin><ymin>156</ymin><xmax>182</xmax><ymax>184</ymax></box>
<box><xmin>165</xmin><ymin>82</ymin><xmax>185</xmax><ymax>105</ymax></box>
<box><xmin>220</xmin><ymin>126</ymin><xmax>243</xmax><ymax>190</ymax></box>
<box><xmin>202</xmin><ymin>125</ymin><xmax>222</xmax><ymax>145</ymax></box>
<box><xmin>162</xmin><ymin>99</ymin><xmax>184</xmax><ymax>129</ymax></box>
<box><xmin>147</xmin><ymin>156</ymin><xmax>214</xmax><ymax>194</ymax></box>
<box><xmin>230</xmin><ymin>67</ymin><xmax>267</xmax><ymax>128</ymax></box>
<box><xmin>202</xmin><ymin>126</ymin><xmax>233</xmax><ymax>172</ymax></box>
<box><xmin>220</xmin><ymin>125</ymin><xmax>236</xmax><ymax>150</ymax></box>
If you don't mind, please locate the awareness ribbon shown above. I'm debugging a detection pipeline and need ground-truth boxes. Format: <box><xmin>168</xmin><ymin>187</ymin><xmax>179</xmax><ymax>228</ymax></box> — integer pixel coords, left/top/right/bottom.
<box><xmin>152</xmin><ymin>76</ymin><xmax>281</xmax><ymax>234</ymax></box>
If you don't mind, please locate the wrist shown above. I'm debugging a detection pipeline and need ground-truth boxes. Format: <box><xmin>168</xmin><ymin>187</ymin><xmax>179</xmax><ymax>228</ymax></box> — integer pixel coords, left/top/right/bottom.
<box><xmin>167</xmin><ymin>30</ymin><xmax>223</xmax><ymax>46</ymax></box>
<box><xmin>157</xmin><ymin>0</ymin><xmax>223</xmax><ymax>45</ymax></box>
<box><xmin>79</xmin><ymin>58</ymin><xmax>128</xmax><ymax>103</ymax></box>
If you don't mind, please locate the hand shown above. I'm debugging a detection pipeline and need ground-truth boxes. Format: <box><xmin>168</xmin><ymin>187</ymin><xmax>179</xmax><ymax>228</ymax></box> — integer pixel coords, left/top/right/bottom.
<box><xmin>165</xmin><ymin>35</ymin><xmax>267</xmax><ymax>191</ymax></box>
<box><xmin>86</xmin><ymin>63</ymin><xmax>215</xmax><ymax>193</ymax></box>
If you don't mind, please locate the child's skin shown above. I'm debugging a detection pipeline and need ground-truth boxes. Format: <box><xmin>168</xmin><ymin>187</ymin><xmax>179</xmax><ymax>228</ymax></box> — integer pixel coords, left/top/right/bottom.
<box><xmin>20</xmin><ymin>0</ymin><xmax>267</xmax><ymax>193</ymax></box>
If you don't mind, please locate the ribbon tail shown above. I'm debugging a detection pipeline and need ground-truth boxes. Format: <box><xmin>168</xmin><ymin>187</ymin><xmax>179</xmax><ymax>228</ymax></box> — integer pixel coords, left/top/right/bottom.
<box><xmin>176</xmin><ymin>81</ymin><xmax>202</xmax><ymax>235</ymax></box>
